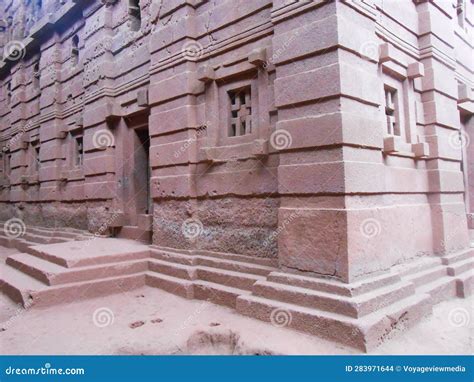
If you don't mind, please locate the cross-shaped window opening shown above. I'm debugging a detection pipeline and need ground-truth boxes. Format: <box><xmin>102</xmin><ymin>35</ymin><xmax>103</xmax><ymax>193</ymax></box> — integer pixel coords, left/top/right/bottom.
<box><xmin>228</xmin><ymin>86</ymin><xmax>252</xmax><ymax>137</ymax></box>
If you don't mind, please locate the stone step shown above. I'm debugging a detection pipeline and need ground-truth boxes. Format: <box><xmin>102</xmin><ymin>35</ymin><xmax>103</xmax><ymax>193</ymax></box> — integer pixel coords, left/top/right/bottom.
<box><xmin>148</xmin><ymin>259</ymin><xmax>197</xmax><ymax>280</ymax></box>
<box><xmin>151</xmin><ymin>248</ymin><xmax>274</xmax><ymax>277</ymax></box>
<box><xmin>194</xmin><ymin>280</ymin><xmax>250</xmax><ymax>309</ymax></box>
<box><xmin>404</xmin><ymin>265</ymin><xmax>448</xmax><ymax>287</ymax></box>
<box><xmin>236</xmin><ymin>292</ymin><xmax>432</xmax><ymax>352</ymax></box>
<box><xmin>22</xmin><ymin>232</ymin><xmax>66</xmax><ymax>245</ymax></box>
<box><xmin>1</xmin><ymin>261</ymin><xmax>146</xmax><ymax>308</ymax></box>
<box><xmin>150</xmin><ymin>246</ymin><xmax>278</xmax><ymax>268</ymax></box>
<box><xmin>196</xmin><ymin>255</ymin><xmax>275</xmax><ymax>277</ymax></box>
<box><xmin>267</xmin><ymin>271</ymin><xmax>401</xmax><ymax>297</ymax></box>
<box><xmin>441</xmin><ymin>249</ymin><xmax>473</xmax><ymax>265</ymax></box>
<box><xmin>150</xmin><ymin>249</ymin><xmax>195</xmax><ymax>266</ymax></box>
<box><xmin>251</xmin><ymin>279</ymin><xmax>414</xmax><ymax>318</ymax></box>
<box><xmin>30</xmin><ymin>273</ymin><xmax>145</xmax><ymax>308</ymax></box>
<box><xmin>447</xmin><ymin>258</ymin><xmax>474</xmax><ymax>276</ymax></box>
<box><xmin>455</xmin><ymin>269</ymin><xmax>474</xmax><ymax>298</ymax></box>
<box><xmin>417</xmin><ymin>276</ymin><xmax>457</xmax><ymax>305</ymax></box>
<box><xmin>0</xmin><ymin>263</ymin><xmax>46</xmax><ymax>306</ymax></box>
<box><xmin>27</xmin><ymin>241</ymin><xmax>150</xmax><ymax>268</ymax></box>
<box><xmin>192</xmin><ymin>249</ymin><xmax>278</xmax><ymax>268</ymax></box>
<box><xmin>196</xmin><ymin>266</ymin><xmax>265</xmax><ymax>291</ymax></box>
<box><xmin>116</xmin><ymin>226</ymin><xmax>151</xmax><ymax>243</ymax></box>
<box><xmin>7</xmin><ymin>252</ymin><xmax>147</xmax><ymax>286</ymax></box>
<box><xmin>395</xmin><ymin>256</ymin><xmax>442</xmax><ymax>277</ymax></box>
<box><xmin>26</xmin><ymin>226</ymin><xmax>87</xmax><ymax>240</ymax></box>
<box><xmin>145</xmin><ymin>272</ymin><xmax>194</xmax><ymax>299</ymax></box>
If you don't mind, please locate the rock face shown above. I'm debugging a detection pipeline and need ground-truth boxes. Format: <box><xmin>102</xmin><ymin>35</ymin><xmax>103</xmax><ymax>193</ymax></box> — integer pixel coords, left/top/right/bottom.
<box><xmin>0</xmin><ymin>0</ymin><xmax>473</xmax><ymax>350</ymax></box>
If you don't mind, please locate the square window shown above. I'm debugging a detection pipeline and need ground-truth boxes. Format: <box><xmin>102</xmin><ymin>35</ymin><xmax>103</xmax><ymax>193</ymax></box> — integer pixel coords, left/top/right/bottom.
<box><xmin>228</xmin><ymin>86</ymin><xmax>252</xmax><ymax>137</ymax></box>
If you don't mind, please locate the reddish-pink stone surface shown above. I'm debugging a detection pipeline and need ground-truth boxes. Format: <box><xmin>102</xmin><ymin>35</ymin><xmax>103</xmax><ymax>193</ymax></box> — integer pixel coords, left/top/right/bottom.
<box><xmin>0</xmin><ymin>0</ymin><xmax>472</xmax><ymax>351</ymax></box>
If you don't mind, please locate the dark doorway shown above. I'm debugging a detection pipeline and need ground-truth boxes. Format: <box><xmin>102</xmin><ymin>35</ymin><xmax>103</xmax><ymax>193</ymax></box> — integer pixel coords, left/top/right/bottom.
<box><xmin>134</xmin><ymin>126</ymin><xmax>151</xmax><ymax>217</ymax></box>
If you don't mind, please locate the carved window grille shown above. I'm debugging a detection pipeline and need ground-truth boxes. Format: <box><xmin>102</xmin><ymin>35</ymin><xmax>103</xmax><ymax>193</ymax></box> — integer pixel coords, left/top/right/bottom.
<box><xmin>32</xmin><ymin>144</ymin><xmax>40</xmax><ymax>172</ymax></box>
<box><xmin>74</xmin><ymin>136</ymin><xmax>83</xmax><ymax>167</ymax></box>
<box><xmin>384</xmin><ymin>86</ymin><xmax>399</xmax><ymax>136</ymax></box>
<box><xmin>456</xmin><ymin>0</ymin><xmax>465</xmax><ymax>28</ymax></box>
<box><xmin>33</xmin><ymin>62</ymin><xmax>40</xmax><ymax>89</ymax></box>
<box><xmin>71</xmin><ymin>35</ymin><xmax>79</xmax><ymax>66</ymax></box>
<box><xmin>128</xmin><ymin>0</ymin><xmax>141</xmax><ymax>31</ymax></box>
<box><xmin>228</xmin><ymin>86</ymin><xmax>252</xmax><ymax>137</ymax></box>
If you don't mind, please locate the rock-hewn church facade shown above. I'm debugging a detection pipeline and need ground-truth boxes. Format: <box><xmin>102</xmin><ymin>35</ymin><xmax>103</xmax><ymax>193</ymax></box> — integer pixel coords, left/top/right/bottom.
<box><xmin>0</xmin><ymin>0</ymin><xmax>472</xmax><ymax>350</ymax></box>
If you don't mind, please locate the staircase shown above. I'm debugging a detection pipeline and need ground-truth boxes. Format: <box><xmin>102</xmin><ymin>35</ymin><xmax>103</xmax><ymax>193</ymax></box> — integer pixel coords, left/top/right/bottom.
<box><xmin>146</xmin><ymin>246</ymin><xmax>278</xmax><ymax>307</ymax></box>
<box><xmin>0</xmin><ymin>222</ymin><xmax>97</xmax><ymax>254</ymax></box>
<box><xmin>0</xmin><ymin>237</ymin><xmax>149</xmax><ymax>307</ymax></box>
<box><xmin>0</xmin><ymin>224</ymin><xmax>472</xmax><ymax>351</ymax></box>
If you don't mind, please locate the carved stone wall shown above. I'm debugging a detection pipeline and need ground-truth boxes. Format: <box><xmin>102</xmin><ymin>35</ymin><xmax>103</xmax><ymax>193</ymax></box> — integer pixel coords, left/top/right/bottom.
<box><xmin>0</xmin><ymin>0</ymin><xmax>472</xmax><ymax>282</ymax></box>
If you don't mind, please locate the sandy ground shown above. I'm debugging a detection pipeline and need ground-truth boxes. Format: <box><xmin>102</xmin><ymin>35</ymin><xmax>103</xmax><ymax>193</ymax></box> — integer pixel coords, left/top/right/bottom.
<box><xmin>0</xmin><ymin>246</ymin><xmax>472</xmax><ymax>355</ymax></box>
